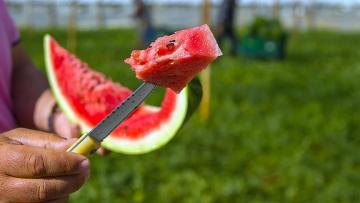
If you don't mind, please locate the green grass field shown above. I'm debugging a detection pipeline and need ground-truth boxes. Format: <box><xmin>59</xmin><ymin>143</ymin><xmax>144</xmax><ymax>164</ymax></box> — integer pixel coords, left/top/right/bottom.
<box><xmin>22</xmin><ymin>29</ymin><xmax>360</xmax><ymax>202</ymax></box>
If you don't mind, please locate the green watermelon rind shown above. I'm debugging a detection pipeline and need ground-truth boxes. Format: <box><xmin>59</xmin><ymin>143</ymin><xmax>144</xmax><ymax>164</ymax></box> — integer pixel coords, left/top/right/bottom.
<box><xmin>44</xmin><ymin>35</ymin><xmax>202</xmax><ymax>155</ymax></box>
<box><xmin>44</xmin><ymin>35</ymin><xmax>79</xmax><ymax>124</ymax></box>
<box><xmin>100</xmin><ymin>88</ymin><xmax>188</xmax><ymax>154</ymax></box>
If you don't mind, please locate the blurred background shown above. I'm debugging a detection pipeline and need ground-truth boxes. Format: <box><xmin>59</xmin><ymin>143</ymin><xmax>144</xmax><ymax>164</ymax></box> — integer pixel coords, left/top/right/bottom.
<box><xmin>5</xmin><ymin>0</ymin><xmax>360</xmax><ymax>202</ymax></box>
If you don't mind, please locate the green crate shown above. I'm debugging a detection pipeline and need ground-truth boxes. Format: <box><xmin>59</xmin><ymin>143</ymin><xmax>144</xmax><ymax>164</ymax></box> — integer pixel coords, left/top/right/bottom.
<box><xmin>239</xmin><ymin>35</ymin><xmax>287</xmax><ymax>60</ymax></box>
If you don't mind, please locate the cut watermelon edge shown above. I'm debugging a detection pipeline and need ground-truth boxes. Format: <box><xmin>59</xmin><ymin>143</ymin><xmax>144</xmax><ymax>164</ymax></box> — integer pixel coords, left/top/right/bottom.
<box><xmin>45</xmin><ymin>35</ymin><xmax>79</xmax><ymax>124</ymax></box>
<box><xmin>44</xmin><ymin>35</ymin><xmax>198</xmax><ymax>155</ymax></box>
<box><xmin>100</xmin><ymin>88</ymin><xmax>188</xmax><ymax>154</ymax></box>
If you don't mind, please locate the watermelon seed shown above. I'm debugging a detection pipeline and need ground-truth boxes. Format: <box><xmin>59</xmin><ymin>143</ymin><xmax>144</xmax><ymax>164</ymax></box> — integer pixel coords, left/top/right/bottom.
<box><xmin>169</xmin><ymin>40</ymin><xmax>176</xmax><ymax>43</ymax></box>
<box><xmin>166</xmin><ymin>42</ymin><xmax>175</xmax><ymax>49</ymax></box>
<box><xmin>166</xmin><ymin>44</ymin><xmax>174</xmax><ymax>48</ymax></box>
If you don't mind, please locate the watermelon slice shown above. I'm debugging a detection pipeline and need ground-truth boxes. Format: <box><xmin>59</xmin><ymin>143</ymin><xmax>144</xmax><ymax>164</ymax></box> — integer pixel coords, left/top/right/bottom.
<box><xmin>44</xmin><ymin>35</ymin><xmax>202</xmax><ymax>154</ymax></box>
<box><xmin>125</xmin><ymin>24</ymin><xmax>222</xmax><ymax>93</ymax></box>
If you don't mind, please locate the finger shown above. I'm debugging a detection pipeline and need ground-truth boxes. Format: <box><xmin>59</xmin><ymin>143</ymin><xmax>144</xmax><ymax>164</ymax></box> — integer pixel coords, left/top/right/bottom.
<box><xmin>4</xmin><ymin>174</ymin><xmax>88</xmax><ymax>202</ymax></box>
<box><xmin>96</xmin><ymin>147</ymin><xmax>110</xmax><ymax>156</ymax></box>
<box><xmin>2</xmin><ymin>128</ymin><xmax>76</xmax><ymax>151</ymax></box>
<box><xmin>0</xmin><ymin>135</ymin><xmax>23</xmax><ymax>145</ymax></box>
<box><xmin>54</xmin><ymin>113</ymin><xmax>81</xmax><ymax>139</ymax></box>
<box><xmin>23</xmin><ymin>196</ymin><xmax>71</xmax><ymax>203</ymax></box>
<box><xmin>0</xmin><ymin>144</ymin><xmax>89</xmax><ymax>178</ymax></box>
<box><xmin>48</xmin><ymin>196</ymin><xmax>70</xmax><ymax>203</ymax></box>
<box><xmin>28</xmin><ymin>196</ymin><xmax>71</xmax><ymax>203</ymax></box>
<box><xmin>69</xmin><ymin>124</ymin><xmax>81</xmax><ymax>138</ymax></box>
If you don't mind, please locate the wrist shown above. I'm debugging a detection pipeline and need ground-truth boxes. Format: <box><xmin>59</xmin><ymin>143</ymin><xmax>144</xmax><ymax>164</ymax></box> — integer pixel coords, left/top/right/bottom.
<box><xmin>33</xmin><ymin>89</ymin><xmax>57</xmax><ymax>132</ymax></box>
<box><xmin>48</xmin><ymin>105</ymin><xmax>61</xmax><ymax>133</ymax></box>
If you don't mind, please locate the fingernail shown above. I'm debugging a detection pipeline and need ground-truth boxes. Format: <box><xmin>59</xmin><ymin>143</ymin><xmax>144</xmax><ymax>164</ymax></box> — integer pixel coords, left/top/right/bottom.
<box><xmin>7</xmin><ymin>138</ymin><xmax>23</xmax><ymax>145</ymax></box>
<box><xmin>62</xmin><ymin>138</ymin><xmax>76</xmax><ymax>148</ymax></box>
<box><xmin>79</xmin><ymin>159</ymin><xmax>90</xmax><ymax>180</ymax></box>
<box><xmin>68</xmin><ymin>138</ymin><xmax>78</xmax><ymax>143</ymax></box>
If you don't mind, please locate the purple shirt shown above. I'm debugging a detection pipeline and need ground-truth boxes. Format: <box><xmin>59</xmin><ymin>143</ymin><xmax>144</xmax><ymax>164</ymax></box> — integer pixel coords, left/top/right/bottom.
<box><xmin>0</xmin><ymin>0</ymin><xmax>19</xmax><ymax>133</ymax></box>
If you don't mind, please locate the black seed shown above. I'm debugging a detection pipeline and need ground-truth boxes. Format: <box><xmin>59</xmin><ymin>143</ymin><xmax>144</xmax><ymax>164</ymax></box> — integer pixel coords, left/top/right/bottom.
<box><xmin>166</xmin><ymin>43</ymin><xmax>175</xmax><ymax>48</ymax></box>
<box><xmin>169</xmin><ymin>39</ymin><xmax>176</xmax><ymax>43</ymax></box>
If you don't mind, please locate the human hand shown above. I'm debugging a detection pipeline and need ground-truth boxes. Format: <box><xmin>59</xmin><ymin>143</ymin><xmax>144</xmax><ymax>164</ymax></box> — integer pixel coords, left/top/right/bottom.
<box><xmin>52</xmin><ymin>110</ymin><xmax>80</xmax><ymax>139</ymax></box>
<box><xmin>0</xmin><ymin>128</ymin><xmax>90</xmax><ymax>203</ymax></box>
<box><xmin>34</xmin><ymin>89</ymin><xmax>79</xmax><ymax>140</ymax></box>
<box><xmin>52</xmin><ymin>111</ymin><xmax>109</xmax><ymax>156</ymax></box>
<box><xmin>34</xmin><ymin>89</ymin><xmax>108</xmax><ymax>155</ymax></box>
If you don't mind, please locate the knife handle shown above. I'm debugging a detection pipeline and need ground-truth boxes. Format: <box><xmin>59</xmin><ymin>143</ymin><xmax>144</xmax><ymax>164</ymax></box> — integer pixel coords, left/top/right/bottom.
<box><xmin>67</xmin><ymin>134</ymin><xmax>101</xmax><ymax>156</ymax></box>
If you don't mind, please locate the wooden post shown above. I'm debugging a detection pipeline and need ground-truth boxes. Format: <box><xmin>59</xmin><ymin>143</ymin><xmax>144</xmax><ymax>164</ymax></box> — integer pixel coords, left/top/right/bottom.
<box><xmin>272</xmin><ymin>0</ymin><xmax>280</xmax><ymax>19</ymax></box>
<box><xmin>48</xmin><ymin>1</ymin><xmax>57</xmax><ymax>28</ymax></box>
<box><xmin>200</xmin><ymin>0</ymin><xmax>212</xmax><ymax>120</ymax></box>
<box><xmin>68</xmin><ymin>0</ymin><xmax>77</xmax><ymax>53</ymax></box>
<box><xmin>25</xmin><ymin>0</ymin><xmax>33</xmax><ymax>35</ymax></box>
<box><xmin>306</xmin><ymin>4</ymin><xmax>315</xmax><ymax>30</ymax></box>
<box><xmin>96</xmin><ymin>0</ymin><xmax>105</xmax><ymax>28</ymax></box>
<box><xmin>252</xmin><ymin>0</ymin><xmax>260</xmax><ymax>17</ymax></box>
<box><xmin>292</xmin><ymin>1</ymin><xmax>301</xmax><ymax>34</ymax></box>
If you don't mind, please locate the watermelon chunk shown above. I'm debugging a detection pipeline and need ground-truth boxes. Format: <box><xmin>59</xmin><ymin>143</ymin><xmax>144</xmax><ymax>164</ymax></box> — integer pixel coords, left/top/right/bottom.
<box><xmin>44</xmin><ymin>35</ymin><xmax>202</xmax><ymax>154</ymax></box>
<box><xmin>125</xmin><ymin>24</ymin><xmax>222</xmax><ymax>93</ymax></box>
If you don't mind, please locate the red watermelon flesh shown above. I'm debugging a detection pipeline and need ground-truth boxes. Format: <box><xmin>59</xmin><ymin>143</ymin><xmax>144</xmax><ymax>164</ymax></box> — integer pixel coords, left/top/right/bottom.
<box><xmin>48</xmin><ymin>38</ymin><xmax>181</xmax><ymax>139</ymax></box>
<box><xmin>125</xmin><ymin>24</ymin><xmax>222</xmax><ymax>93</ymax></box>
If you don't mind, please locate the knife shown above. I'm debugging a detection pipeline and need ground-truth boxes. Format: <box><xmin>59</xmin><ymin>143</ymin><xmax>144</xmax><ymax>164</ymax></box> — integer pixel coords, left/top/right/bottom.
<box><xmin>67</xmin><ymin>82</ymin><xmax>156</xmax><ymax>156</ymax></box>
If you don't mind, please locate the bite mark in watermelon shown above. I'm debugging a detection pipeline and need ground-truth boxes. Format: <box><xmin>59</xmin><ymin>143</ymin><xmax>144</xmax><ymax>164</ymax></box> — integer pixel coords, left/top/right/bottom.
<box><xmin>125</xmin><ymin>24</ymin><xmax>222</xmax><ymax>93</ymax></box>
<box><xmin>44</xmin><ymin>35</ymin><xmax>202</xmax><ymax>154</ymax></box>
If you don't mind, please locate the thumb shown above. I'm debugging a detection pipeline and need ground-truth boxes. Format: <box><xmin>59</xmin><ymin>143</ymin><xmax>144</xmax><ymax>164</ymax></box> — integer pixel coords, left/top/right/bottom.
<box><xmin>54</xmin><ymin>112</ymin><xmax>81</xmax><ymax>139</ymax></box>
<box><xmin>3</xmin><ymin>128</ymin><xmax>77</xmax><ymax>151</ymax></box>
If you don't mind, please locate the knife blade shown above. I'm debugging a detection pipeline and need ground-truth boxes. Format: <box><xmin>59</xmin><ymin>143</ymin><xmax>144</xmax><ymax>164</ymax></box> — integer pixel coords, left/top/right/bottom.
<box><xmin>67</xmin><ymin>82</ymin><xmax>156</xmax><ymax>156</ymax></box>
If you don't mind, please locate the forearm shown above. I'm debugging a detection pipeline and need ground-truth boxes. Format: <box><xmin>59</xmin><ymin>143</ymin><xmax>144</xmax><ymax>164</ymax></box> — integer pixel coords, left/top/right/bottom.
<box><xmin>11</xmin><ymin>45</ymin><xmax>50</xmax><ymax>129</ymax></box>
